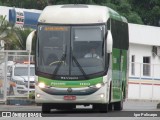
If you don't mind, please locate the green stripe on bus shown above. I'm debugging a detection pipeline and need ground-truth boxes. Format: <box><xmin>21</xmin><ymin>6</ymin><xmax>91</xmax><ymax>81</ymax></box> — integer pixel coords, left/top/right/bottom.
<box><xmin>38</xmin><ymin>76</ymin><xmax>103</xmax><ymax>88</ymax></box>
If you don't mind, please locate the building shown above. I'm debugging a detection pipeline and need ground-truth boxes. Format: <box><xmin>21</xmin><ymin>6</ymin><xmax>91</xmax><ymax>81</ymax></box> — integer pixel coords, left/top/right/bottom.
<box><xmin>128</xmin><ymin>23</ymin><xmax>160</xmax><ymax>100</ymax></box>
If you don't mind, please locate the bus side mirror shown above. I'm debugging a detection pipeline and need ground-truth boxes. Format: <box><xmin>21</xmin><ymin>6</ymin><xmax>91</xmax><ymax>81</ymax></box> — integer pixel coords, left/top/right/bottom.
<box><xmin>106</xmin><ymin>30</ymin><xmax>113</xmax><ymax>53</ymax></box>
<box><xmin>26</xmin><ymin>30</ymin><xmax>36</xmax><ymax>53</ymax></box>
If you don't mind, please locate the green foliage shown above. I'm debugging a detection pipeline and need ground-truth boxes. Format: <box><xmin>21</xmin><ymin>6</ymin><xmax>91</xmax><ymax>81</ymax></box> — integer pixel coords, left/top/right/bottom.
<box><xmin>0</xmin><ymin>15</ymin><xmax>17</xmax><ymax>49</ymax></box>
<box><xmin>14</xmin><ymin>28</ymin><xmax>32</xmax><ymax>50</ymax></box>
<box><xmin>0</xmin><ymin>15</ymin><xmax>33</xmax><ymax>50</ymax></box>
<box><xmin>29</xmin><ymin>91</ymin><xmax>35</xmax><ymax>99</ymax></box>
<box><xmin>129</xmin><ymin>0</ymin><xmax>160</xmax><ymax>26</ymax></box>
<box><xmin>0</xmin><ymin>15</ymin><xmax>9</xmax><ymax>35</ymax></box>
<box><xmin>127</xmin><ymin>12</ymin><xmax>143</xmax><ymax>24</ymax></box>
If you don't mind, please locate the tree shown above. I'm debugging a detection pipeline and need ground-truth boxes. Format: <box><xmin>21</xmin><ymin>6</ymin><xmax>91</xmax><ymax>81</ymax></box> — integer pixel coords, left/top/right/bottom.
<box><xmin>0</xmin><ymin>15</ymin><xmax>16</xmax><ymax>50</ymax></box>
<box><xmin>129</xmin><ymin>0</ymin><xmax>160</xmax><ymax>26</ymax></box>
<box><xmin>14</xmin><ymin>28</ymin><xmax>33</xmax><ymax>50</ymax></box>
<box><xmin>0</xmin><ymin>15</ymin><xmax>32</xmax><ymax>50</ymax></box>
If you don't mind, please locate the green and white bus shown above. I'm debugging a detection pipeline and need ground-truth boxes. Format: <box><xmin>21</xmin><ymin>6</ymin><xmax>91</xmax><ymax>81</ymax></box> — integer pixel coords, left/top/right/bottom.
<box><xmin>26</xmin><ymin>4</ymin><xmax>129</xmax><ymax>113</ymax></box>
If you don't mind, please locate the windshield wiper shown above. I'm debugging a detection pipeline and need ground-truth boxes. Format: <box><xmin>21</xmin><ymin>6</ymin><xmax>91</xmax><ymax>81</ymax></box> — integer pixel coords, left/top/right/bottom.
<box><xmin>52</xmin><ymin>45</ymin><xmax>88</xmax><ymax>79</ymax></box>
<box><xmin>52</xmin><ymin>45</ymin><xmax>67</xmax><ymax>76</ymax></box>
<box><xmin>72</xmin><ymin>55</ymin><xmax>89</xmax><ymax>79</ymax></box>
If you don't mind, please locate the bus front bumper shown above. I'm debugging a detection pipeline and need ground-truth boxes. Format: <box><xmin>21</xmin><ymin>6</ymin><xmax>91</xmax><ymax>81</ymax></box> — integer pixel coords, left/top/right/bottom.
<box><xmin>35</xmin><ymin>84</ymin><xmax>109</xmax><ymax>104</ymax></box>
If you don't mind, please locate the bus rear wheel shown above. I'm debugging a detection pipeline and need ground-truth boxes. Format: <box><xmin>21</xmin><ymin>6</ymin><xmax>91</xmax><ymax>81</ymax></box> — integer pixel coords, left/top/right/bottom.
<box><xmin>93</xmin><ymin>103</ymin><xmax>108</xmax><ymax>113</ymax></box>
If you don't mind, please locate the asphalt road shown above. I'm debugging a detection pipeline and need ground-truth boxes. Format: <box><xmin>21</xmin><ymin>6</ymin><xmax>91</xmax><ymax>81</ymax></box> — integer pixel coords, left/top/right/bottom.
<box><xmin>0</xmin><ymin>100</ymin><xmax>160</xmax><ymax>119</ymax></box>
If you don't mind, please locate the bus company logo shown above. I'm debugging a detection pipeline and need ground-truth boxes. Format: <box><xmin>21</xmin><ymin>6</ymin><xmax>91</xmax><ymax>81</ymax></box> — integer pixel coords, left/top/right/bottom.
<box><xmin>67</xmin><ymin>87</ymin><xmax>72</xmax><ymax>93</ymax></box>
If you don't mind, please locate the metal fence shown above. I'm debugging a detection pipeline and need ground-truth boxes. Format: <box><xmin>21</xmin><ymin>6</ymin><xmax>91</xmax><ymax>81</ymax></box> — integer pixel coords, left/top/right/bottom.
<box><xmin>0</xmin><ymin>50</ymin><xmax>34</xmax><ymax>103</ymax></box>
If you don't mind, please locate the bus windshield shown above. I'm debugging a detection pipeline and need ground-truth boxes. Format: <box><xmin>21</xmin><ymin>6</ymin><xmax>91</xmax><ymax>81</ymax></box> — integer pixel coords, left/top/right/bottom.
<box><xmin>36</xmin><ymin>25</ymin><xmax>106</xmax><ymax>79</ymax></box>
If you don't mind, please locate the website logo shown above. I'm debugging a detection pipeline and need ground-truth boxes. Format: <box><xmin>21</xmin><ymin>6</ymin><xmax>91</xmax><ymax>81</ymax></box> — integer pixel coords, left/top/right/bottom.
<box><xmin>2</xmin><ymin>112</ymin><xmax>11</xmax><ymax>117</ymax></box>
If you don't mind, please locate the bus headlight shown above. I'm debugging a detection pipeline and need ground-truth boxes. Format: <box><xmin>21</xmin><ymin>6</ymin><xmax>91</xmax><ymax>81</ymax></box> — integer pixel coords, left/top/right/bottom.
<box><xmin>36</xmin><ymin>93</ymin><xmax>41</xmax><ymax>98</ymax></box>
<box><xmin>38</xmin><ymin>82</ymin><xmax>45</xmax><ymax>88</ymax></box>
<box><xmin>89</xmin><ymin>83</ymin><xmax>104</xmax><ymax>89</ymax></box>
<box><xmin>100</xmin><ymin>93</ymin><xmax>104</xmax><ymax>98</ymax></box>
<box><xmin>95</xmin><ymin>83</ymin><xmax>102</xmax><ymax>88</ymax></box>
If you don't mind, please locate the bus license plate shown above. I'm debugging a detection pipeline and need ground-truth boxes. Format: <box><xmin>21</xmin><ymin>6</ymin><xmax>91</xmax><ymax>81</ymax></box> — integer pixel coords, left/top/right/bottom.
<box><xmin>64</xmin><ymin>96</ymin><xmax>76</xmax><ymax>100</ymax></box>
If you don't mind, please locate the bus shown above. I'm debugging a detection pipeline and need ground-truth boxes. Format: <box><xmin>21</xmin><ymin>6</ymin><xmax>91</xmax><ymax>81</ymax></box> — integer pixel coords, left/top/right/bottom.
<box><xmin>26</xmin><ymin>4</ymin><xmax>129</xmax><ymax>113</ymax></box>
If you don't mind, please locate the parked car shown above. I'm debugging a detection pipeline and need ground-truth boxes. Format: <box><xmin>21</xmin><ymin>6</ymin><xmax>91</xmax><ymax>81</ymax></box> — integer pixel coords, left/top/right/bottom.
<box><xmin>9</xmin><ymin>63</ymin><xmax>35</xmax><ymax>95</ymax></box>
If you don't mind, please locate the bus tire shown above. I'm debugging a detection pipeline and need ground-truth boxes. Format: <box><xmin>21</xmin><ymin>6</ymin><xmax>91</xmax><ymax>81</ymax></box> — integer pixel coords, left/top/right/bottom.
<box><xmin>42</xmin><ymin>103</ymin><xmax>51</xmax><ymax>113</ymax></box>
<box><xmin>93</xmin><ymin>104</ymin><xmax>108</xmax><ymax>113</ymax></box>
<box><xmin>108</xmin><ymin>103</ymin><xmax>113</xmax><ymax>111</ymax></box>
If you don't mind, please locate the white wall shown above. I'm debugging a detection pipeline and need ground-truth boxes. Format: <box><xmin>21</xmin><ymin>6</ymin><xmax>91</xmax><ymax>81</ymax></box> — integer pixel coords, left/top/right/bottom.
<box><xmin>129</xmin><ymin>43</ymin><xmax>160</xmax><ymax>79</ymax></box>
<box><xmin>129</xmin><ymin>23</ymin><xmax>160</xmax><ymax>46</ymax></box>
<box><xmin>129</xmin><ymin>43</ymin><xmax>152</xmax><ymax>63</ymax></box>
<box><xmin>128</xmin><ymin>83</ymin><xmax>160</xmax><ymax>100</ymax></box>
<box><xmin>129</xmin><ymin>43</ymin><xmax>160</xmax><ymax>65</ymax></box>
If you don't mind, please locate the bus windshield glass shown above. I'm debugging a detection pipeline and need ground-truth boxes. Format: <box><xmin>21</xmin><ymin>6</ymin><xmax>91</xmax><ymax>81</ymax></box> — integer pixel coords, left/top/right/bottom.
<box><xmin>37</xmin><ymin>25</ymin><xmax>106</xmax><ymax>79</ymax></box>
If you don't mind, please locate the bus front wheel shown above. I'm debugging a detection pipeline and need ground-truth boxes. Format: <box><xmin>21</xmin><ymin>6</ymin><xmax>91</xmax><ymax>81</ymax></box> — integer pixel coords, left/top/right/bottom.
<box><xmin>42</xmin><ymin>103</ymin><xmax>51</xmax><ymax>113</ymax></box>
<box><xmin>93</xmin><ymin>103</ymin><xmax>108</xmax><ymax>113</ymax></box>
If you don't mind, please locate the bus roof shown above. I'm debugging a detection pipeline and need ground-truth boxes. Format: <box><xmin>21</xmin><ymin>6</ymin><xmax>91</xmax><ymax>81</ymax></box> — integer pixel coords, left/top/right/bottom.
<box><xmin>38</xmin><ymin>4</ymin><xmax>127</xmax><ymax>24</ymax></box>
